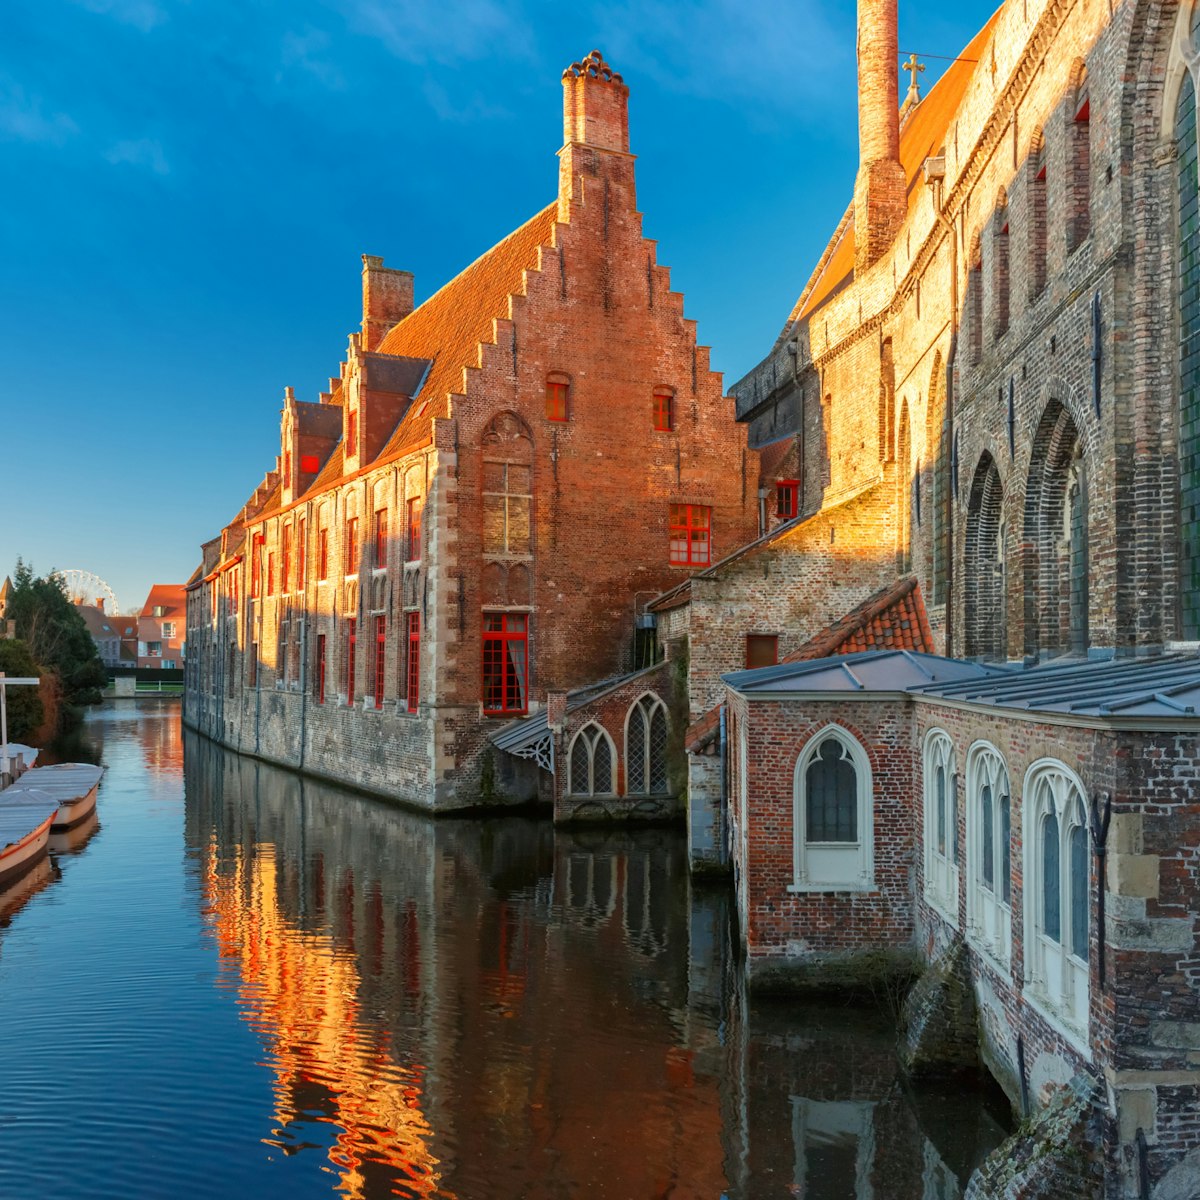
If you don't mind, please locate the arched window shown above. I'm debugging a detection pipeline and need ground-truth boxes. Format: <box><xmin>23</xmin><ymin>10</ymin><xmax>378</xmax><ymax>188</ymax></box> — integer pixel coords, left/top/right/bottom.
<box><xmin>1068</xmin><ymin>63</ymin><xmax>1091</xmax><ymax>253</ymax></box>
<box><xmin>993</xmin><ymin>194</ymin><xmax>1010</xmax><ymax>338</ymax></box>
<box><xmin>879</xmin><ymin>338</ymin><xmax>896</xmax><ymax>463</ymax></box>
<box><xmin>1023</xmin><ymin>762</ymin><xmax>1090</xmax><ymax>1038</ymax></box>
<box><xmin>968</xmin><ymin>237</ymin><xmax>983</xmax><ymax>366</ymax></box>
<box><xmin>481</xmin><ymin>411</ymin><xmax>533</xmax><ymax>558</ymax></box>
<box><xmin>626</xmin><ymin>693</ymin><xmax>669</xmax><ymax>795</ymax></box>
<box><xmin>922</xmin><ymin>730</ymin><xmax>959</xmax><ymax>921</ymax></box>
<box><xmin>897</xmin><ymin>401</ymin><xmax>912</xmax><ymax>573</ymax></box>
<box><xmin>1177</xmin><ymin>70</ymin><xmax>1200</xmax><ymax>638</ymax></box>
<box><xmin>927</xmin><ymin>353</ymin><xmax>949</xmax><ymax>606</ymax></box>
<box><xmin>568</xmin><ymin>723</ymin><xmax>615</xmax><ymax>797</ymax></box>
<box><xmin>792</xmin><ymin>727</ymin><xmax>873</xmax><ymax>891</ymax></box>
<box><xmin>966</xmin><ymin>743</ymin><xmax>1012</xmax><ymax>967</ymax></box>
<box><xmin>1029</xmin><ymin>131</ymin><xmax>1048</xmax><ymax>301</ymax></box>
<box><xmin>965</xmin><ymin>453</ymin><xmax>1006</xmax><ymax>660</ymax></box>
<box><xmin>1023</xmin><ymin>402</ymin><xmax>1087</xmax><ymax>658</ymax></box>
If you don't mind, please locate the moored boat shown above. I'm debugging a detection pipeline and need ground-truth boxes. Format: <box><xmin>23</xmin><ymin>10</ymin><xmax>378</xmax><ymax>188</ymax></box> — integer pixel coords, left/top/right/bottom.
<box><xmin>4</xmin><ymin>763</ymin><xmax>103</xmax><ymax>831</ymax></box>
<box><xmin>0</xmin><ymin>791</ymin><xmax>58</xmax><ymax>888</ymax></box>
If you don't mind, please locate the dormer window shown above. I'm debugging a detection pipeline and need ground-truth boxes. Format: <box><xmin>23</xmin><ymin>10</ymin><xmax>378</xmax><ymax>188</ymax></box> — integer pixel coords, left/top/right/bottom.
<box><xmin>546</xmin><ymin>373</ymin><xmax>570</xmax><ymax>422</ymax></box>
<box><xmin>653</xmin><ymin>387</ymin><xmax>675</xmax><ymax>432</ymax></box>
<box><xmin>777</xmin><ymin>479</ymin><xmax>800</xmax><ymax>519</ymax></box>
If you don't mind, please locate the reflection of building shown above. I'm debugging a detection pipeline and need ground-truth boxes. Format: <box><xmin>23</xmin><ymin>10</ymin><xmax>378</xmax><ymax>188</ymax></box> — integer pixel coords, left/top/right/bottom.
<box><xmin>184</xmin><ymin>736</ymin><xmax>1004</xmax><ymax>1198</ymax></box>
<box><xmin>183</xmin><ymin>51</ymin><xmax>758</xmax><ymax>812</ymax></box>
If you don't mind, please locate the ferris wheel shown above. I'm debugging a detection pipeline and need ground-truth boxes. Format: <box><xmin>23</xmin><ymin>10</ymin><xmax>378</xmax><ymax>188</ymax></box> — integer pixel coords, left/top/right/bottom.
<box><xmin>56</xmin><ymin>570</ymin><xmax>121</xmax><ymax>615</ymax></box>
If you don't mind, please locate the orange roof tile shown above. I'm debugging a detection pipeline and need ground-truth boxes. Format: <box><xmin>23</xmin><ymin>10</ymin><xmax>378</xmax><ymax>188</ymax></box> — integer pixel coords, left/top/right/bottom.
<box><xmin>685</xmin><ymin>705</ymin><xmax>722</xmax><ymax>754</ymax></box>
<box><xmin>140</xmin><ymin>583</ymin><xmax>188</xmax><ymax>620</ymax></box>
<box><xmin>790</xmin><ymin>11</ymin><xmax>1002</xmax><ymax>324</ymax></box>
<box><xmin>374</xmin><ymin>203</ymin><xmax>559</xmax><ymax>457</ymax></box>
<box><xmin>785</xmin><ymin>576</ymin><xmax>934</xmax><ymax>662</ymax></box>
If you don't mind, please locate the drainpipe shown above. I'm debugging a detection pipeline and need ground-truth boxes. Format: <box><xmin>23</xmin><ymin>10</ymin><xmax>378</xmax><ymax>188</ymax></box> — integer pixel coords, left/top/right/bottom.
<box><xmin>757</xmin><ymin>486</ymin><xmax>768</xmax><ymax>537</ymax></box>
<box><xmin>718</xmin><ymin>703</ymin><xmax>728</xmax><ymax>867</ymax></box>
<box><xmin>927</xmin><ymin>163</ymin><xmax>958</xmax><ymax>655</ymax></box>
<box><xmin>298</xmin><ymin>615</ymin><xmax>308</xmax><ymax>771</ymax></box>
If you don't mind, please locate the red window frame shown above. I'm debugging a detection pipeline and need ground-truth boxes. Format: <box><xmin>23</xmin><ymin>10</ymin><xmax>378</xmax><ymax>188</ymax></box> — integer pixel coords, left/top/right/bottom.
<box><xmin>745</xmin><ymin>634</ymin><xmax>779</xmax><ymax>669</ymax></box>
<box><xmin>346</xmin><ymin>409</ymin><xmax>358</xmax><ymax>457</ymax></box>
<box><xmin>669</xmin><ymin>504</ymin><xmax>711</xmax><ymax>566</ymax></box>
<box><xmin>776</xmin><ymin>479</ymin><xmax>800</xmax><ymax>520</ymax></box>
<box><xmin>345</xmin><ymin>618</ymin><xmax>357</xmax><ymax>702</ymax></box>
<box><xmin>374</xmin><ymin>508</ymin><xmax>388</xmax><ymax>568</ymax></box>
<box><xmin>283</xmin><ymin>449</ymin><xmax>291</xmax><ymax>481</ymax></box>
<box><xmin>374</xmin><ymin>615</ymin><xmax>386</xmax><ymax>709</ymax></box>
<box><xmin>345</xmin><ymin>517</ymin><xmax>359</xmax><ymax>576</ymax></box>
<box><xmin>315</xmin><ymin>633</ymin><xmax>326</xmax><ymax>704</ymax></box>
<box><xmin>297</xmin><ymin>517</ymin><xmax>306</xmax><ymax>587</ymax></box>
<box><xmin>653</xmin><ymin>388</ymin><xmax>674</xmax><ymax>432</ymax></box>
<box><xmin>482</xmin><ymin>612</ymin><xmax>528</xmax><ymax>715</ymax></box>
<box><xmin>546</xmin><ymin>379</ymin><xmax>569</xmax><ymax>422</ymax></box>
<box><xmin>281</xmin><ymin>526</ymin><xmax>292</xmax><ymax>593</ymax></box>
<box><xmin>300</xmin><ymin>453</ymin><xmax>320</xmax><ymax>474</ymax></box>
<box><xmin>251</xmin><ymin>533</ymin><xmax>264</xmax><ymax>597</ymax></box>
<box><xmin>407</xmin><ymin>497</ymin><xmax>422</xmax><ymax>562</ymax></box>
<box><xmin>406</xmin><ymin>612</ymin><xmax>420</xmax><ymax>712</ymax></box>
<box><xmin>318</xmin><ymin>528</ymin><xmax>329</xmax><ymax>580</ymax></box>
<box><xmin>267</xmin><ymin>552</ymin><xmax>275</xmax><ymax>597</ymax></box>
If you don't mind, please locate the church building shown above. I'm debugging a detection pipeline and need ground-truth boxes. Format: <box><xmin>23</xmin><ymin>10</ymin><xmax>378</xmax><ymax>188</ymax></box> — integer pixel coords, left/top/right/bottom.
<box><xmin>184</xmin><ymin>52</ymin><xmax>758</xmax><ymax>811</ymax></box>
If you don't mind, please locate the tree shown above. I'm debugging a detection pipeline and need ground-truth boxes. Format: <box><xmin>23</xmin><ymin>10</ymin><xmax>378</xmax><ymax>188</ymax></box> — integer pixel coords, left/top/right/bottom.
<box><xmin>6</xmin><ymin>561</ymin><xmax>107</xmax><ymax>706</ymax></box>
<box><xmin>0</xmin><ymin>638</ymin><xmax>44</xmax><ymax>743</ymax></box>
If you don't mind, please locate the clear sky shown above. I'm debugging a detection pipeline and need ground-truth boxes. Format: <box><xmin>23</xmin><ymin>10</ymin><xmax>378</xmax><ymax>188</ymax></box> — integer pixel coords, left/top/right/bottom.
<box><xmin>1</xmin><ymin>0</ymin><xmax>1000</xmax><ymax>614</ymax></box>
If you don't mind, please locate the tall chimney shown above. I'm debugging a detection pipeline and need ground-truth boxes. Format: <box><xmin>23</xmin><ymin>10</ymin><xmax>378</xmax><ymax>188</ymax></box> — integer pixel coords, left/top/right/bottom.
<box><xmin>853</xmin><ymin>0</ymin><xmax>906</xmax><ymax>273</ymax></box>
<box><xmin>559</xmin><ymin>51</ymin><xmax>632</xmax><ymax>221</ymax></box>
<box><xmin>361</xmin><ymin>255</ymin><xmax>414</xmax><ymax>352</ymax></box>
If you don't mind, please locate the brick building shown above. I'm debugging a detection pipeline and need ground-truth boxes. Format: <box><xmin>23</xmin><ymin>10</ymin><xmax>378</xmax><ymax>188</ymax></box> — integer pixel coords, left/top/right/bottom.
<box><xmin>669</xmin><ymin>0</ymin><xmax>1200</xmax><ymax>1194</ymax></box>
<box><xmin>139</xmin><ymin>584</ymin><xmax>186</xmax><ymax>670</ymax></box>
<box><xmin>184</xmin><ymin>52</ymin><xmax>758</xmax><ymax>811</ymax></box>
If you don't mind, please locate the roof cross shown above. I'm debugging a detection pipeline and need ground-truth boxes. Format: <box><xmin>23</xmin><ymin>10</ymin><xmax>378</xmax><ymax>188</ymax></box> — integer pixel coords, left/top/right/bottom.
<box><xmin>903</xmin><ymin>53</ymin><xmax>925</xmax><ymax>104</ymax></box>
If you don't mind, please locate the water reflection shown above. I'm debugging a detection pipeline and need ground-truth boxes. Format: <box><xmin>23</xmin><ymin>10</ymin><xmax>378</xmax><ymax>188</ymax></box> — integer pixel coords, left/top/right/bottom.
<box><xmin>185</xmin><ymin>733</ymin><xmax>1007</xmax><ymax>1199</ymax></box>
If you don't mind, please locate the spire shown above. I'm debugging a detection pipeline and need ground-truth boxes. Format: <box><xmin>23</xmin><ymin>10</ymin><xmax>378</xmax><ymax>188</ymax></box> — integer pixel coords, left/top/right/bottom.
<box><xmin>903</xmin><ymin>53</ymin><xmax>925</xmax><ymax>106</ymax></box>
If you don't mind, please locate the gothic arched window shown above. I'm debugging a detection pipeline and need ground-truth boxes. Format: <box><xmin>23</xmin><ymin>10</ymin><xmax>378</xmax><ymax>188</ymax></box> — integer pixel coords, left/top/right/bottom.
<box><xmin>1023</xmin><ymin>762</ymin><xmax>1090</xmax><ymax>1039</ymax></box>
<box><xmin>923</xmin><ymin>729</ymin><xmax>958</xmax><ymax>921</ymax></box>
<box><xmin>793</xmin><ymin>727</ymin><xmax>873</xmax><ymax>891</ymax></box>
<box><xmin>625</xmin><ymin>694</ymin><xmax>669</xmax><ymax>795</ymax></box>
<box><xmin>967</xmin><ymin>743</ymin><xmax>1012</xmax><ymax>967</ymax></box>
<box><xmin>568</xmin><ymin>723</ymin><xmax>615</xmax><ymax>797</ymax></box>
<box><xmin>1177</xmin><ymin>70</ymin><xmax>1200</xmax><ymax>637</ymax></box>
<box><xmin>965</xmin><ymin>453</ymin><xmax>1006</xmax><ymax>660</ymax></box>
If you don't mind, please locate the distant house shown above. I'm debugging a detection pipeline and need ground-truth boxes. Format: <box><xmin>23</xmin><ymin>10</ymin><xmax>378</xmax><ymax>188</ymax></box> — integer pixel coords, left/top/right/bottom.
<box><xmin>74</xmin><ymin>604</ymin><xmax>122</xmax><ymax>668</ymax></box>
<box><xmin>137</xmin><ymin>585</ymin><xmax>187</xmax><ymax>669</ymax></box>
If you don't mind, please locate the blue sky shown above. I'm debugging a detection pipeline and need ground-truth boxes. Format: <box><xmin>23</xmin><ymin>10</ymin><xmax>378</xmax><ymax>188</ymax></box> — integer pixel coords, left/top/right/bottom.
<box><xmin>0</xmin><ymin>0</ymin><xmax>999</xmax><ymax>613</ymax></box>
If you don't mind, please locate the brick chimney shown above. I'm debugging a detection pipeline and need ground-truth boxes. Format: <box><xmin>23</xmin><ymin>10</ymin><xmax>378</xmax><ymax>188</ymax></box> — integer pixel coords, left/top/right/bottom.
<box><xmin>361</xmin><ymin>255</ymin><xmax>414</xmax><ymax>352</ymax></box>
<box><xmin>853</xmin><ymin>0</ymin><xmax>906</xmax><ymax>273</ymax></box>
<box><xmin>558</xmin><ymin>50</ymin><xmax>632</xmax><ymax>221</ymax></box>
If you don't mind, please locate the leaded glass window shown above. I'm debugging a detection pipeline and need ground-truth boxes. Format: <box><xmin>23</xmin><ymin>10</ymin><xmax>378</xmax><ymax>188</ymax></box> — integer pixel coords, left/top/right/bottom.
<box><xmin>569</xmin><ymin>723</ymin><xmax>614</xmax><ymax>797</ymax></box>
<box><xmin>1042</xmin><ymin>813</ymin><xmax>1061</xmax><ymax>943</ymax></box>
<box><xmin>626</xmin><ymin>695</ymin><xmax>669</xmax><ymax>796</ymax></box>
<box><xmin>806</xmin><ymin>739</ymin><xmax>857</xmax><ymax>843</ymax></box>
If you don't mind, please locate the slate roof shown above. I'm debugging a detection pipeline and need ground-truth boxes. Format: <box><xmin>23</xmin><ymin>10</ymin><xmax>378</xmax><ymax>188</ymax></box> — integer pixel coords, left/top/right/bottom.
<box><xmin>911</xmin><ymin>653</ymin><xmax>1200</xmax><ymax>720</ymax></box>
<box><xmin>723</xmin><ymin>649</ymin><xmax>1006</xmax><ymax>697</ymax></box>
<box><xmin>74</xmin><ymin>605</ymin><xmax>117</xmax><ymax>639</ymax></box>
<box><xmin>785</xmin><ymin>576</ymin><xmax>934</xmax><ymax>662</ymax></box>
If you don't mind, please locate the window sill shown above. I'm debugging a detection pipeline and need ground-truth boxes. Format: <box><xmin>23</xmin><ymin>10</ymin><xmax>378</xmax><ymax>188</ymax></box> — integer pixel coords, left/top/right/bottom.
<box><xmin>966</xmin><ymin>931</ymin><xmax>1012</xmax><ymax>980</ymax></box>
<box><xmin>924</xmin><ymin>889</ymin><xmax>960</xmax><ymax>929</ymax></box>
<box><xmin>1021</xmin><ymin>983</ymin><xmax>1090</xmax><ymax>1056</ymax></box>
<box><xmin>786</xmin><ymin>881</ymin><xmax>877</xmax><ymax>895</ymax></box>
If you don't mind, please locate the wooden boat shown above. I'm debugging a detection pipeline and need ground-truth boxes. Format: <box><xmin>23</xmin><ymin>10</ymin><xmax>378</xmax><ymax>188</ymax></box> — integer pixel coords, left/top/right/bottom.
<box><xmin>0</xmin><ymin>790</ymin><xmax>58</xmax><ymax>888</ymax></box>
<box><xmin>4</xmin><ymin>763</ymin><xmax>103</xmax><ymax>831</ymax></box>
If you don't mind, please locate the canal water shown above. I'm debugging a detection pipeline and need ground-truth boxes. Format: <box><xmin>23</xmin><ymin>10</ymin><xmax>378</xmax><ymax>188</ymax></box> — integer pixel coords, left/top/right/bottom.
<box><xmin>0</xmin><ymin>704</ymin><xmax>1009</xmax><ymax>1199</ymax></box>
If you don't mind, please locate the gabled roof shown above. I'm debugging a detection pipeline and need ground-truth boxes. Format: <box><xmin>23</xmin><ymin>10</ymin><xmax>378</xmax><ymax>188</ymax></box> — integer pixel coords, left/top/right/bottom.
<box><xmin>723</xmin><ymin>649</ymin><xmax>1007</xmax><ymax>697</ymax></box>
<box><xmin>140</xmin><ymin>584</ymin><xmax>186</xmax><ymax>620</ymax></box>
<box><xmin>74</xmin><ymin>604</ymin><xmax>116</xmax><ymax>638</ymax></box>
<box><xmin>782</xmin><ymin>11</ymin><xmax>1002</xmax><ymax>332</ymax></box>
<box><xmin>785</xmin><ymin>576</ymin><xmax>934</xmax><ymax>662</ymax></box>
<box><xmin>374</xmin><ymin>203</ymin><xmax>559</xmax><ymax>458</ymax></box>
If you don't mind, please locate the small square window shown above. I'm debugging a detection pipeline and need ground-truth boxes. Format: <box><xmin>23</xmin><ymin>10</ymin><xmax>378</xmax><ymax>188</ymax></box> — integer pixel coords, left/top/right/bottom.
<box><xmin>777</xmin><ymin>479</ymin><xmax>800</xmax><ymax>520</ymax></box>
<box><xmin>300</xmin><ymin>454</ymin><xmax>320</xmax><ymax>474</ymax></box>
<box><xmin>546</xmin><ymin>377</ymin><xmax>570</xmax><ymax>422</ymax></box>
<box><xmin>745</xmin><ymin>634</ymin><xmax>778</xmax><ymax>669</ymax></box>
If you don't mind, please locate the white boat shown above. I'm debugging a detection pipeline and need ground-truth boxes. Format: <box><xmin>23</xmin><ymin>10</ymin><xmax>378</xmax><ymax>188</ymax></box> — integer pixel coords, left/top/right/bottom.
<box><xmin>4</xmin><ymin>763</ymin><xmax>103</xmax><ymax>831</ymax></box>
<box><xmin>0</xmin><ymin>790</ymin><xmax>58</xmax><ymax>888</ymax></box>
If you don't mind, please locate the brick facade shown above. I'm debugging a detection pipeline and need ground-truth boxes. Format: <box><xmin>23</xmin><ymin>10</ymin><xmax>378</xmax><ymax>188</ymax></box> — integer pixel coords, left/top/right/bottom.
<box><xmin>184</xmin><ymin>52</ymin><xmax>758</xmax><ymax>811</ymax></box>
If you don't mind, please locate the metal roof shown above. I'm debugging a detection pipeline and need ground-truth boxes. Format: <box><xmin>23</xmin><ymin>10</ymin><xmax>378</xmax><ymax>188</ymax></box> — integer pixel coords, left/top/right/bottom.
<box><xmin>911</xmin><ymin>653</ymin><xmax>1200</xmax><ymax>718</ymax></box>
<box><xmin>722</xmin><ymin>649</ymin><xmax>1010</xmax><ymax>696</ymax></box>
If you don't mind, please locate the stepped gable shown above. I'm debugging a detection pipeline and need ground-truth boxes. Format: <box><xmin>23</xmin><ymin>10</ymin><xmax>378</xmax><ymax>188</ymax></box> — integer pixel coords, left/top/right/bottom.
<box><xmin>783</xmin><ymin>12</ymin><xmax>1001</xmax><ymax>333</ymax></box>
<box><xmin>375</xmin><ymin>203</ymin><xmax>559</xmax><ymax>456</ymax></box>
<box><xmin>785</xmin><ymin>575</ymin><xmax>934</xmax><ymax>662</ymax></box>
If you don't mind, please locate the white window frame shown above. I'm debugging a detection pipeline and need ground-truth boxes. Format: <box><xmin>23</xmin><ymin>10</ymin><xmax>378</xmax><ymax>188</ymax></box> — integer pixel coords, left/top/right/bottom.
<box><xmin>566</xmin><ymin>722</ymin><xmax>617</xmax><ymax>797</ymax></box>
<box><xmin>1022</xmin><ymin>758</ymin><xmax>1091</xmax><ymax>1046</ymax></box>
<box><xmin>965</xmin><ymin>741</ymin><xmax>1013</xmax><ymax>969</ymax></box>
<box><xmin>624</xmin><ymin>692</ymin><xmax>669</xmax><ymax>796</ymax></box>
<box><xmin>922</xmin><ymin>729</ymin><xmax>959</xmax><ymax>924</ymax></box>
<box><xmin>790</xmin><ymin>724</ymin><xmax>874</xmax><ymax>892</ymax></box>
